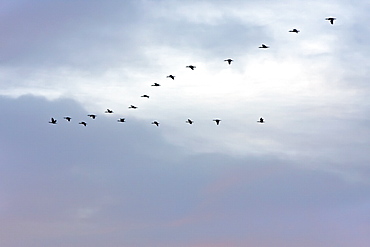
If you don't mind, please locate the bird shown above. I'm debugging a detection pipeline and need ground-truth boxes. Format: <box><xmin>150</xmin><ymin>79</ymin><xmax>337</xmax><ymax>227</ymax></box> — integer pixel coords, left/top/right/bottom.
<box><xmin>224</xmin><ymin>59</ymin><xmax>233</xmax><ymax>65</ymax></box>
<box><xmin>117</xmin><ymin>118</ymin><xmax>126</xmax><ymax>123</ymax></box>
<box><xmin>151</xmin><ymin>83</ymin><xmax>160</xmax><ymax>87</ymax></box>
<box><xmin>257</xmin><ymin>117</ymin><xmax>264</xmax><ymax>123</ymax></box>
<box><xmin>64</xmin><ymin>117</ymin><xmax>71</xmax><ymax>122</ymax></box>
<box><xmin>213</xmin><ymin>119</ymin><xmax>221</xmax><ymax>125</ymax></box>
<box><xmin>141</xmin><ymin>95</ymin><xmax>150</xmax><ymax>98</ymax></box>
<box><xmin>49</xmin><ymin>118</ymin><xmax>57</xmax><ymax>124</ymax></box>
<box><xmin>259</xmin><ymin>44</ymin><xmax>269</xmax><ymax>48</ymax></box>
<box><xmin>186</xmin><ymin>119</ymin><xmax>193</xmax><ymax>124</ymax></box>
<box><xmin>289</xmin><ymin>28</ymin><xmax>300</xmax><ymax>33</ymax></box>
<box><xmin>167</xmin><ymin>75</ymin><xmax>175</xmax><ymax>80</ymax></box>
<box><xmin>128</xmin><ymin>105</ymin><xmax>138</xmax><ymax>109</ymax></box>
<box><xmin>105</xmin><ymin>109</ymin><xmax>113</xmax><ymax>113</ymax></box>
<box><xmin>325</xmin><ymin>17</ymin><xmax>336</xmax><ymax>25</ymax></box>
<box><xmin>79</xmin><ymin>121</ymin><xmax>87</xmax><ymax>126</ymax></box>
<box><xmin>186</xmin><ymin>65</ymin><xmax>196</xmax><ymax>70</ymax></box>
<box><xmin>152</xmin><ymin>121</ymin><xmax>160</xmax><ymax>126</ymax></box>
<box><xmin>87</xmin><ymin>114</ymin><xmax>96</xmax><ymax>119</ymax></box>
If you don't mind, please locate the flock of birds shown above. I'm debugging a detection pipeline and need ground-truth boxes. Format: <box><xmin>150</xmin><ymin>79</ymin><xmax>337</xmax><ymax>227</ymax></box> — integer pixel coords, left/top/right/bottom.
<box><xmin>49</xmin><ymin>17</ymin><xmax>336</xmax><ymax>127</ymax></box>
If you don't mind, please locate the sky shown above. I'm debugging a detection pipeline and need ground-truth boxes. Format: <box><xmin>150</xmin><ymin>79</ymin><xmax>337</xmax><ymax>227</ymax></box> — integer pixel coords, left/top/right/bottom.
<box><xmin>0</xmin><ymin>0</ymin><xmax>370</xmax><ymax>246</ymax></box>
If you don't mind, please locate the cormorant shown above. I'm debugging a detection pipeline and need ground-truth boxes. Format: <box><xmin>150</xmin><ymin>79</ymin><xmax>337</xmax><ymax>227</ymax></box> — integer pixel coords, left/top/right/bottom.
<box><xmin>49</xmin><ymin>118</ymin><xmax>57</xmax><ymax>124</ymax></box>
<box><xmin>257</xmin><ymin>118</ymin><xmax>264</xmax><ymax>123</ymax></box>
<box><xmin>186</xmin><ymin>119</ymin><xmax>193</xmax><ymax>124</ymax></box>
<box><xmin>167</xmin><ymin>75</ymin><xmax>175</xmax><ymax>80</ymax></box>
<box><xmin>224</xmin><ymin>59</ymin><xmax>233</xmax><ymax>65</ymax></box>
<box><xmin>289</xmin><ymin>29</ymin><xmax>300</xmax><ymax>33</ymax></box>
<box><xmin>213</xmin><ymin>119</ymin><xmax>221</xmax><ymax>125</ymax></box>
<box><xmin>325</xmin><ymin>17</ymin><xmax>336</xmax><ymax>25</ymax></box>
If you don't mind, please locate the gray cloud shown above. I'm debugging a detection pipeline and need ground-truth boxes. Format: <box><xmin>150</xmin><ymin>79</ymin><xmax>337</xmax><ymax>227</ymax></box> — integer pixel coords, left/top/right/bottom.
<box><xmin>0</xmin><ymin>95</ymin><xmax>369</xmax><ymax>247</ymax></box>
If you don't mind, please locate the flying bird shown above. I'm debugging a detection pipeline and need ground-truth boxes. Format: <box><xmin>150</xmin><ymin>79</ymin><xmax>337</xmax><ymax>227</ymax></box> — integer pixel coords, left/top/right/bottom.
<box><xmin>257</xmin><ymin>117</ymin><xmax>264</xmax><ymax>123</ymax></box>
<box><xmin>79</xmin><ymin>121</ymin><xmax>87</xmax><ymax>126</ymax></box>
<box><xmin>64</xmin><ymin>117</ymin><xmax>71</xmax><ymax>122</ymax></box>
<box><xmin>87</xmin><ymin>114</ymin><xmax>96</xmax><ymax>119</ymax></box>
<box><xmin>186</xmin><ymin>119</ymin><xmax>193</xmax><ymax>124</ymax></box>
<box><xmin>167</xmin><ymin>75</ymin><xmax>175</xmax><ymax>80</ymax></box>
<box><xmin>213</xmin><ymin>119</ymin><xmax>221</xmax><ymax>125</ymax></box>
<box><xmin>117</xmin><ymin>118</ymin><xmax>126</xmax><ymax>123</ymax></box>
<box><xmin>186</xmin><ymin>65</ymin><xmax>196</xmax><ymax>70</ymax></box>
<box><xmin>152</xmin><ymin>121</ymin><xmax>160</xmax><ymax>126</ymax></box>
<box><xmin>49</xmin><ymin>118</ymin><xmax>57</xmax><ymax>124</ymax></box>
<box><xmin>325</xmin><ymin>17</ymin><xmax>336</xmax><ymax>25</ymax></box>
<box><xmin>105</xmin><ymin>109</ymin><xmax>113</xmax><ymax>113</ymax></box>
<box><xmin>141</xmin><ymin>95</ymin><xmax>150</xmax><ymax>98</ymax></box>
<box><xmin>259</xmin><ymin>44</ymin><xmax>269</xmax><ymax>49</ymax></box>
<box><xmin>128</xmin><ymin>105</ymin><xmax>138</xmax><ymax>109</ymax></box>
<box><xmin>151</xmin><ymin>83</ymin><xmax>160</xmax><ymax>87</ymax></box>
<box><xmin>289</xmin><ymin>28</ymin><xmax>300</xmax><ymax>33</ymax></box>
<box><xmin>224</xmin><ymin>59</ymin><xmax>233</xmax><ymax>65</ymax></box>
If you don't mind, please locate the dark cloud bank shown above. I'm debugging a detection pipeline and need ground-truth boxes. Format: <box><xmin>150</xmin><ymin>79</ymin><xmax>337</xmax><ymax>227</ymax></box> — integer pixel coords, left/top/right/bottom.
<box><xmin>0</xmin><ymin>95</ymin><xmax>369</xmax><ymax>247</ymax></box>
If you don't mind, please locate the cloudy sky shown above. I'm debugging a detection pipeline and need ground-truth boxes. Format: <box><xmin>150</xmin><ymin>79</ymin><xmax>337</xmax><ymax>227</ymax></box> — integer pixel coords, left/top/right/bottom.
<box><xmin>1</xmin><ymin>0</ymin><xmax>370</xmax><ymax>246</ymax></box>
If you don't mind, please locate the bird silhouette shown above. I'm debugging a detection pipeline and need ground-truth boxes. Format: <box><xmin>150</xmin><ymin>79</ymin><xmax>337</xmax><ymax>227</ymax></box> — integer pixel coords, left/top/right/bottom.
<box><xmin>167</xmin><ymin>75</ymin><xmax>175</xmax><ymax>80</ymax></box>
<box><xmin>259</xmin><ymin>44</ymin><xmax>269</xmax><ymax>49</ymax></box>
<box><xmin>289</xmin><ymin>28</ymin><xmax>300</xmax><ymax>33</ymax></box>
<box><xmin>49</xmin><ymin>118</ymin><xmax>57</xmax><ymax>124</ymax></box>
<box><xmin>128</xmin><ymin>105</ymin><xmax>138</xmax><ymax>109</ymax></box>
<box><xmin>325</xmin><ymin>17</ymin><xmax>336</xmax><ymax>25</ymax></box>
<box><xmin>257</xmin><ymin>117</ymin><xmax>264</xmax><ymax>123</ymax></box>
<box><xmin>87</xmin><ymin>114</ymin><xmax>96</xmax><ymax>119</ymax></box>
<box><xmin>186</xmin><ymin>119</ymin><xmax>193</xmax><ymax>124</ymax></box>
<box><xmin>117</xmin><ymin>118</ymin><xmax>126</xmax><ymax>122</ymax></box>
<box><xmin>213</xmin><ymin>119</ymin><xmax>221</xmax><ymax>125</ymax></box>
<box><xmin>141</xmin><ymin>95</ymin><xmax>150</xmax><ymax>98</ymax></box>
<box><xmin>105</xmin><ymin>109</ymin><xmax>113</xmax><ymax>113</ymax></box>
<box><xmin>152</xmin><ymin>121</ymin><xmax>159</xmax><ymax>126</ymax></box>
<box><xmin>224</xmin><ymin>59</ymin><xmax>233</xmax><ymax>65</ymax></box>
<box><xmin>64</xmin><ymin>117</ymin><xmax>71</xmax><ymax>122</ymax></box>
<box><xmin>186</xmin><ymin>65</ymin><xmax>196</xmax><ymax>70</ymax></box>
<box><xmin>79</xmin><ymin>121</ymin><xmax>87</xmax><ymax>126</ymax></box>
<box><xmin>151</xmin><ymin>83</ymin><xmax>160</xmax><ymax>87</ymax></box>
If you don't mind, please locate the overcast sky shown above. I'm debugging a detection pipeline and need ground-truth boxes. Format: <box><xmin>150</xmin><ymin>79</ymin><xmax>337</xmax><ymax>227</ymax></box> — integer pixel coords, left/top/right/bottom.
<box><xmin>1</xmin><ymin>0</ymin><xmax>370</xmax><ymax>246</ymax></box>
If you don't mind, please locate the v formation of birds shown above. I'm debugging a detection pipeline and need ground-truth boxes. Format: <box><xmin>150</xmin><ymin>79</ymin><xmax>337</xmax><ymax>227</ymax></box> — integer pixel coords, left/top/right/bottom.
<box><xmin>49</xmin><ymin>18</ymin><xmax>336</xmax><ymax>127</ymax></box>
